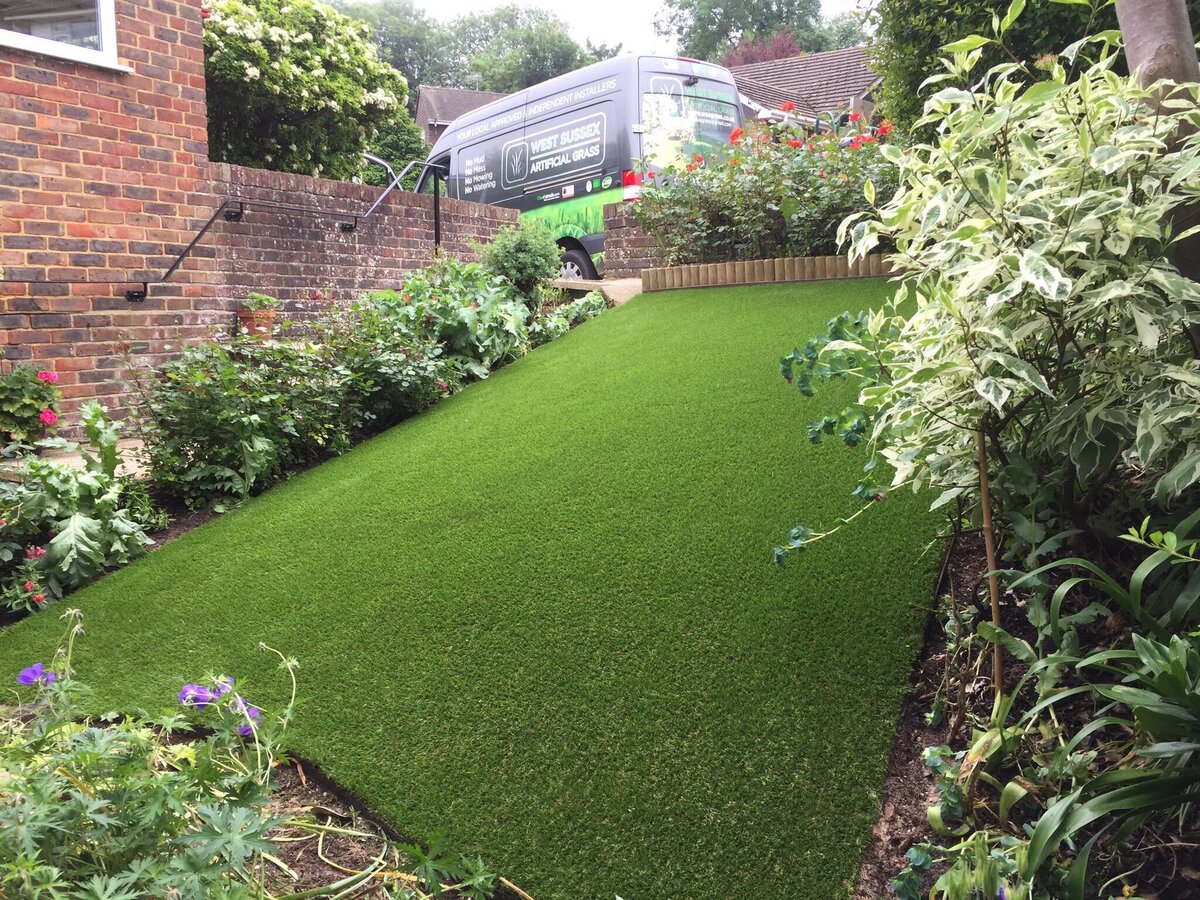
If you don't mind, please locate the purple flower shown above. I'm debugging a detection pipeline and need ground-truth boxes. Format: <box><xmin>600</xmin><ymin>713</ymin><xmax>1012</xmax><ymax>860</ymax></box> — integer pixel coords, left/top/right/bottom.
<box><xmin>17</xmin><ymin>662</ymin><xmax>56</xmax><ymax>686</ymax></box>
<box><xmin>214</xmin><ymin>676</ymin><xmax>235</xmax><ymax>696</ymax></box>
<box><xmin>997</xmin><ymin>887</ymin><xmax>1007</xmax><ymax>900</ymax></box>
<box><xmin>237</xmin><ymin>702</ymin><xmax>261</xmax><ymax>737</ymax></box>
<box><xmin>179</xmin><ymin>683</ymin><xmax>216</xmax><ymax>708</ymax></box>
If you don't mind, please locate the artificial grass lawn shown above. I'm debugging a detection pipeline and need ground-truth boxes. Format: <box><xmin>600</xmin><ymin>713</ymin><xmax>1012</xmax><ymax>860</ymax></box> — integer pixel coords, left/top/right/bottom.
<box><xmin>0</xmin><ymin>280</ymin><xmax>937</xmax><ymax>899</ymax></box>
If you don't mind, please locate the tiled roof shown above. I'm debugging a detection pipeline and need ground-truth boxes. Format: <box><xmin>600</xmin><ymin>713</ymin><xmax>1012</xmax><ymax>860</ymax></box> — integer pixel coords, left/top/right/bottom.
<box><xmin>729</xmin><ymin>46</ymin><xmax>879</xmax><ymax>114</ymax></box>
<box><xmin>415</xmin><ymin>86</ymin><xmax>508</xmax><ymax>128</ymax></box>
<box><xmin>732</xmin><ymin>73</ymin><xmax>819</xmax><ymax>119</ymax></box>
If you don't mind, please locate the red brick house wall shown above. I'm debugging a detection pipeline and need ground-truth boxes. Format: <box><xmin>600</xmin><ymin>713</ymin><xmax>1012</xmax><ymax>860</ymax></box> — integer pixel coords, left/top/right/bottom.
<box><xmin>0</xmin><ymin>1</ymin><xmax>514</xmax><ymax>432</ymax></box>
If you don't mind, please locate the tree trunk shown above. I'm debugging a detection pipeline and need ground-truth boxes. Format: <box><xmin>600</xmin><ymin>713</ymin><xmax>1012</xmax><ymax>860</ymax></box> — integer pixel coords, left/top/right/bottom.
<box><xmin>1117</xmin><ymin>0</ymin><xmax>1200</xmax><ymax>344</ymax></box>
<box><xmin>1117</xmin><ymin>0</ymin><xmax>1200</xmax><ymax>86</ymax></box>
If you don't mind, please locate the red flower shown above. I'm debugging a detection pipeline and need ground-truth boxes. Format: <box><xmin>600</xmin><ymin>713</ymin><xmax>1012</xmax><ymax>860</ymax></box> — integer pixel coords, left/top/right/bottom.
<box><xmin>787</xmin><ymin>139</ymin><xmax>803</xmax><ymax>148</ymax></box>
<box><xmin>818</xmin><ymin>168</ymin><xmax>825</xmax><ymax>178</ymax></box>
<box><xmin>23</xmin><ymin>580</ymin><xmax>35</xmax><ymax>593</ymax></box>
<box><xmin>848</xmin><ymin>112</ymin><xmax>862</xmax><ymax>123</ymax></box>
<box><xmin>878</xmin><ymin>119</ymin><xmax>894</xmax><ymax>137</ymax></box>
<box><xmin>647</xmin><ymin>171</ymin><xmax>656</xmax><ymax>179</ymax></box>
<box><xmin>200</xmin><ymin>7</ymin><xmax>211</xmax><ymax>20</ymax></box>
<box><xmin>861</xmin><ymin>134</ymin><xmax>878</xmax><ymax>144</ymax></box>
<box><xmin>33</xmin><ymin>594</ymin><xmax>45</xmax><ymax>604</ymax></box>
<box><xmin>693</xmin><ymin>153</ymin><xmax>704</xmax><ymax>163</ymax></box>
<box><xmin>780</xmin><ymin>101</ymin><xmax>796</xmax><ymax>113</ymax></box>
<box><xmin>729</xmin><ymin>127</ymin><xmax>745</xmax><ymax>144</ymax></box>
<box><xmin>685</xmin><ymin>163</ymin><xmax>697</xmax><ymax>172</ymax></box>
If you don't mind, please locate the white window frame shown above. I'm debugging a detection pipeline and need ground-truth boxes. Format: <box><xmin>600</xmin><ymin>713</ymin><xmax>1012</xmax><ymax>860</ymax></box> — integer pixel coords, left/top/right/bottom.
<box><xmin>0</xmin><ymin>1</ymin><xmax>131</xmax><ymax>73</ymax></box>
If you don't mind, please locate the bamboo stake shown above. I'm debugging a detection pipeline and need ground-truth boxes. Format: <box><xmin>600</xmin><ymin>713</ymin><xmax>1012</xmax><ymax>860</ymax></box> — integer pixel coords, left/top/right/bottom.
<box><xmin>977</xmin><ymin>427</ymin><xmax>1004</xmax><ymax>700</ymax></box>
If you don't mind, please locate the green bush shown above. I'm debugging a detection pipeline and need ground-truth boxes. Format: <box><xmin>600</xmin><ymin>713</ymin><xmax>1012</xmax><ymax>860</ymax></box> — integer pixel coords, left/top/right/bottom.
<box><xmin>0</xmin><ymin>365</ymin><xmax>60</xmax><ymax>443</ymax></box>
<box><xmin>0</xmin><ymin>403</ymin><xmax>156</xmax><ymax>612</ymax></box>
<box><xmin>368</xmin><ymin>257</ymin><xmax>532</xmax><ymax>378</ymax></box>
<box><xmin>475</xmin><ymin>220</ymin><xmax>562</xmax><ymax>304</ymax></box>
<box><xmin>635</xmin><ymin>116</ymin><xmax>898</xmax><ymax>264</ymax></box>
<box><xmin>780</xmin><ymin>29</ymin><xmax>1200</xmax><ymax>561</ymax></box>
<box><xmin>140</xmin><ymin>325</ymin><xmax>449</xmax><ymax>508</ymax></box>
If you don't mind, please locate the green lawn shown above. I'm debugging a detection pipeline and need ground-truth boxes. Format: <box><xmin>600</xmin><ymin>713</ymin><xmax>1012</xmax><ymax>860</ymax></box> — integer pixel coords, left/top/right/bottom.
<box><xmin>0</xmin><ymin>281</ymin><xmax>936</xmax><ymax>899</ymax></box>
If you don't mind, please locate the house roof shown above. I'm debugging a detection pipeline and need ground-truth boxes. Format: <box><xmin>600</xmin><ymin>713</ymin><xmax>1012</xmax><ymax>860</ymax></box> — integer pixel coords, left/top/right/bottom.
<box><xmin>733</xmin><ymin>73</ymin><xmax>819</xmax><ymax>119</ymax></box>
<box><xmin>729</xmin><ymin>46</ymin><xmax>879</xmax><ymax>114</ymax></box>
<box><xmin>415</xmin><ymin>86</ymin><xmax>509</xmax><ymax>128</ymax></box>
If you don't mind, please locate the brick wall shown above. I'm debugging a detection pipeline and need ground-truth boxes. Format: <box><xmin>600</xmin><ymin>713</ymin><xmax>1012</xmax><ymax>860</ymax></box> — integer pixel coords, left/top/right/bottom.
<box><xmin>602</xmin><ymin>202</ymin><xmax>666</xmax><ymax>279</ymax></box>
<box><xmin>203</xmin><ymin>163</ymin><xmax>516</xmax><ymax>317</ymax></box>
<box><xmin>0</xmin><ymin>0</ymin><xmax>210</xmax><ymax>424</ymax></box>
<box><xmin>0</xmin><ymin>1</ymin><xmax>515</xmax><ymax>434</ymax></box>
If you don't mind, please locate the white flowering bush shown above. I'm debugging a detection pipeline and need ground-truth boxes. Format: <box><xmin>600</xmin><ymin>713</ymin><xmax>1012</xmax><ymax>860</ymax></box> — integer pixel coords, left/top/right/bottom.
<box><xmin>203</xmin><ymin>0</ymin><xmax>407</xmax><ymax>180</ymax></box>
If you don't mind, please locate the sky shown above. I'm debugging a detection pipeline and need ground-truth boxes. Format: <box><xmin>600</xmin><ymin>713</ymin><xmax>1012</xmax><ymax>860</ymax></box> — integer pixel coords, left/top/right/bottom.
<box><xmin>405</xmin><ymin>0</ymin><xmax>868</xmax><ymax>57</ymax></box>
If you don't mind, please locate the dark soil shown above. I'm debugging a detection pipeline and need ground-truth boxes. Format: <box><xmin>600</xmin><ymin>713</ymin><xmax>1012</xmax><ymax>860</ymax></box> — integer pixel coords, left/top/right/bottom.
<box><xmin>265</xmin><ymin>757</ymin><xmax>531</xmax><ymax>900</ymax></box>
<box><xmin>854</xmin><ymin>532</ymin><xmax>1200</xmax><ymax>899</ymax></box>
<box><xmin>853</xmin><ymin>532</ymin><xmax>987</xmax><ymax>899</ymax></box>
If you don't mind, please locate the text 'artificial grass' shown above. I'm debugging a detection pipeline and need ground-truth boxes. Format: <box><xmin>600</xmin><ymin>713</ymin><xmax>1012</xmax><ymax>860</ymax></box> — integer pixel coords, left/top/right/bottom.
<box><xmin>0</xmin><ymin>280</ymin><xmax>937</xmax><ymax>899</ymax></box>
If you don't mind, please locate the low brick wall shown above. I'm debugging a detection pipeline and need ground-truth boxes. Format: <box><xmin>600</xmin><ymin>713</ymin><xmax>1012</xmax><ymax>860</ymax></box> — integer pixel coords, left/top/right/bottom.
<box><xmin>1</xmin><ymin>162</ymin><xmax>517</xmax><ymax>432</ymax></box>
<box><xmin>202</xmin><ymin>163</ymin><xmax>517</xmax><ymax>317</ymax></box>
<box><xmin>641</xmin><ymin>253</ymin><xmax>895</xmax><ymax>292</ymax></box>
<box><xmin>602</xmin><ymin>202</ymin><xmax>666</xmax><ymax>279</ymax></box>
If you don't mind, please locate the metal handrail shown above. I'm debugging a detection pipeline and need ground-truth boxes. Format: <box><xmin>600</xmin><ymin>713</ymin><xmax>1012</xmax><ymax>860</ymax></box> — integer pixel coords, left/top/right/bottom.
<box><xmin>1</xmin><ymin>156</ymin><xmax>449</xmax><ymax>302</ymax></box>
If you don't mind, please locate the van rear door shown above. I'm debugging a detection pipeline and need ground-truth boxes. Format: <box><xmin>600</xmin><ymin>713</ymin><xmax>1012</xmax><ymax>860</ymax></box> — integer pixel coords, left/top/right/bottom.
<box><xmin>637</xmin><ymin>59</ymin><xmax>741</xmax><ymax>173</ymax></box>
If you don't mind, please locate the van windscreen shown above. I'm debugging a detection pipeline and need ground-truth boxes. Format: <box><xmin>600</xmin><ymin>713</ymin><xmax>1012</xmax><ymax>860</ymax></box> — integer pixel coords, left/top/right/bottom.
<box><xmin>641</xmin><ymin>90</ymin><xmax>739</xmax><ymax>172</ymax></box>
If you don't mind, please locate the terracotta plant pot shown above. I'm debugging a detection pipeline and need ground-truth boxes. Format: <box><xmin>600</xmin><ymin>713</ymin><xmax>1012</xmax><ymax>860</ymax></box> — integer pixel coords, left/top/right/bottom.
<box><xmin>236</xmin><ymin>308</ymin><xmax>276</xmax><ymax>339</ymax></box>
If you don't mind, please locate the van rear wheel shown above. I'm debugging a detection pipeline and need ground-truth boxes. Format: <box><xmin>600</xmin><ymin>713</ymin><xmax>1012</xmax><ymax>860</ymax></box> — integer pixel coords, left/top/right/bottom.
<box><xmin>559</xmin><ymin>248</ymin><xmax>595</xmax><ymax>281</ymax></box>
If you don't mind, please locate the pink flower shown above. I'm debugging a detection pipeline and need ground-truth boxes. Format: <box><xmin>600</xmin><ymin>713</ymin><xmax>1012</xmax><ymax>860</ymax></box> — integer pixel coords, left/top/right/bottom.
<box><xmin>39</xmin><ymin>409</ymin><xmax>57</xmax><ymax>426</ymax></box>
<box><xmin>37</xmin><ymin>370</ymin><xmax>59</xmax><ymax>384</ymax></box>
<box><xmin>25</xmin><ymin>546</ymin><xmax>46</xmax><ymax>560</ymax></box>
<box><xmin>23</xmin><ymin>580</ymin><xmax>35</xmax><ymax>593</ymax></box>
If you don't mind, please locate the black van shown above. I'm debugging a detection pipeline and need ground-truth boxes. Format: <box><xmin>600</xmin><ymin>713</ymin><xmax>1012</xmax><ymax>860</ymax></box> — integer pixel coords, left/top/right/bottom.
<box><xmin>420</xmin><ymin>55</ymin><xmax>743</xmax><ymax>279</ymax></box>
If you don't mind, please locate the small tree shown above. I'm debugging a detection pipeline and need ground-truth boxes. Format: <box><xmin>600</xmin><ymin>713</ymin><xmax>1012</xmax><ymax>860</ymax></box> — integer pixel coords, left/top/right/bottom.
<box><xmin>204</xmin><ymin>0</ymin><xmax>407</xmax><ymax>180</ymax></box>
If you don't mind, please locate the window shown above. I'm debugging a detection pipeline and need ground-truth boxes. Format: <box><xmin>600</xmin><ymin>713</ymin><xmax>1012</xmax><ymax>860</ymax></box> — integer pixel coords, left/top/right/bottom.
<box><xmin>0</xmin><ymin>1</ymin><xmax>126</xmax><ymax>71</ymax></box>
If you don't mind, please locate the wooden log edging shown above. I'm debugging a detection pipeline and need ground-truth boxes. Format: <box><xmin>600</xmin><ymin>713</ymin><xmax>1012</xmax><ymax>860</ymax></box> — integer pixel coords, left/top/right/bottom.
<box><xmin>640</xmin><ymin>253</ymin><xmax>894</xmax><ymax>292</ymax></box>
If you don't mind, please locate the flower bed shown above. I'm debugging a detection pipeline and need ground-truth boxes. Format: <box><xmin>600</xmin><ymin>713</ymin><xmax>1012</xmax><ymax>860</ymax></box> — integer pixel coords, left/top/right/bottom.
<box><xmin>634</xmin><ymin>111</ymin><xmax>897</xmax><ymax>266</ymax></box>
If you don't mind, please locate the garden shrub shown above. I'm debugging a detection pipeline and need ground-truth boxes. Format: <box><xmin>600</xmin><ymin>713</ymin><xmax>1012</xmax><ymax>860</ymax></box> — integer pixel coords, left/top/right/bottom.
<box><xmin>778</xmin><ymin>8</ymin><xmax>1200</xmax><ymax>896</ymax></box>
<box><xmin>368</xmin><ymin>257</ymin><xmax>532</xmax><ymax>378</ymax></box>
<box><xmin>475</xmin><ymin>220</ymin><xmax>562</xmax><ymax>305</ymax></box>
<box><xmin>634</xmin><ymin>116</ymin><xmax>898</xmax><ymax>265</ymax></box>
<box><xmin>139</xmin><ymin>256</ymin><xmax>609</xmax><ymax>510</ymax></box>
<box><xmin>0</xmin><ymin>364</ymin><xmax>60</xmax><ymax>443</ymax></box>
<box><xmin>0</xmin><ymin>403</ymin><xmax>156</xmax><ymax>612</ymax></box>
<box><xmin>780</xmin><ymin>29</ymin><xmax>1200</xmax><ymax>561</ymax></box>
<box><xmin>139</xmin><ymin>326</ymin><xmax>449</xmax><ymax>508</ymax></box>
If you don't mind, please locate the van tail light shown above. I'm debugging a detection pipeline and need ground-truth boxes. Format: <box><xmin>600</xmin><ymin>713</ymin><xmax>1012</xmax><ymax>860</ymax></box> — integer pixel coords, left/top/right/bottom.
<box><xmin>622</xmin><ymin>169</ymin><xmax>643</xmax><ymax>201</ymax></box>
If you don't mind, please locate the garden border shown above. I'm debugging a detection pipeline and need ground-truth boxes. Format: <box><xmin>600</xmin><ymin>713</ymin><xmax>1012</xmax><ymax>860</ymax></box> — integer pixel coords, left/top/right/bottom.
<box><xmin>640</xmin><ymin>253</ymin><xmax>894</xmax><ymax>292</ymax></box>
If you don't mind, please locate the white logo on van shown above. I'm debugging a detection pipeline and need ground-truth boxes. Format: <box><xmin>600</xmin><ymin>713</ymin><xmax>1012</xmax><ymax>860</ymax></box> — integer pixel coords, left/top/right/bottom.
<box><xmin>500</xmin><ymin>111</ymin><xmax>607</xmax><ymax>191</ymax></box>
<box><xmin>505</xmin><ymin>145</ymin><xmax>528</xmax><ymax>182</ymax></box>
<box><xmin>649</xmin><ymin>76</ymin><xmax>683</xmax><ymax>100</ymax></box>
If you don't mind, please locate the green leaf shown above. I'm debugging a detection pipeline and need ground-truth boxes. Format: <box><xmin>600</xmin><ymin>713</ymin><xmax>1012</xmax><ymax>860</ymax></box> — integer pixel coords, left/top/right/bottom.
<box><xmin>1019</xmin><ymin>251</ymin><xmax>1070</xmax><ymax>302</ymax></box>
<box><xmin>942</xmin><ymin>34</ymin><xmax>992</xmax><ymax>53</ymax></box>
<box><xmin>1000</xmin><ymin>0</ymin><xmax>1025</xmax><ymax>35</ymax></box>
